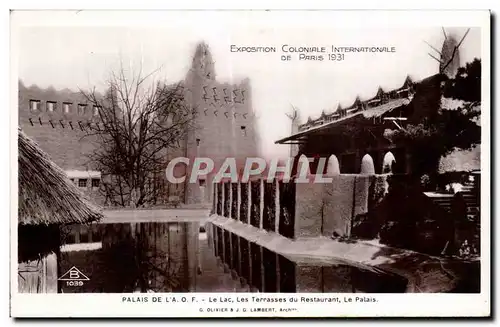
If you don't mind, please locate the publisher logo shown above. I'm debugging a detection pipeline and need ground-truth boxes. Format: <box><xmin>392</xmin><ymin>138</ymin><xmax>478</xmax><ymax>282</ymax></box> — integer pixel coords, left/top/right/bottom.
<box><xmin>58</xmin><ymin>266</ymin><xmax>89</xmax><ymax>287</ymax></box>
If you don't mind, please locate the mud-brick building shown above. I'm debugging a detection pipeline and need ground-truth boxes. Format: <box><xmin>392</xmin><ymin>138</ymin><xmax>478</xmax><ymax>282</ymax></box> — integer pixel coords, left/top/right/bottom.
<box><xmin>180</xmin><ymin>42</ymin><xmax>260</xmax><ymax>204</ymax></box>
<box><xmin>275</xmin><ymin>34</ymin><xmax>469</xmax><ymax>177</ymax></box>
<box><xmin>18</xmin><ymin>41</ymin><xmax>260</xmax><ymax>206</ymax></box>
<box><xmin>276</xmin><ymin>74</ymin><xmax>452</xmax><ymax>176</ymax></box>
<box><xmin>273</xmin><ymin>34</ymin><xmax>481</xmax><ymax>257</ymax></box>
<box><xmin>18</xmin><ymin>83</ymin><xmax>105</xmax><ymax>204</ymax></box>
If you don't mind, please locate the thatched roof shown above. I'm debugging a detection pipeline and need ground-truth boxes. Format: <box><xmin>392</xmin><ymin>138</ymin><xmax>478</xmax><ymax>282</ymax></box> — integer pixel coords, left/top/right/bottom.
<box><xmin>18</xmin><ymin>128</ymin><xmax>103</xmax><ymax>225</ymax></box>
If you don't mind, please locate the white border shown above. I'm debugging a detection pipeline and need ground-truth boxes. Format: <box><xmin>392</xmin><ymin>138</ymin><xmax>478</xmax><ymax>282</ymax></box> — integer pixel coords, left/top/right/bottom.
<box><xmin>9</xmin><ymin>293</ymin><xmax>492</xmax><ymax>318</ymax></box>
<box><xmin>7</xmin><ymin>9</ymin><xmax>492</xmax><ymax>318</ymax></box>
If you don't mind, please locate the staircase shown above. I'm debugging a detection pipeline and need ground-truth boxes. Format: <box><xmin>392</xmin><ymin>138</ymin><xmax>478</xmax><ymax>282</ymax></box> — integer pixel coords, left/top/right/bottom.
<box><xmin>457</xmin><ymin>173</ymin><xmax>480</xmax><ymax>222</ymax></box>
<box><xmin>423</xmin><ymin>192</ymin><xmax>454</xmax><ymax>213</ymax></box>
<box><xmin>424</xmin><ymin>172</ymin><xmax>480</xmax><ymax>221</ymax></box>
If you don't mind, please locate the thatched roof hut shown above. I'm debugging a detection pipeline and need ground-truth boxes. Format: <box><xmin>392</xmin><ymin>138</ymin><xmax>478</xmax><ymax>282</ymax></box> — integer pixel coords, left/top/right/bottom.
<box><xmin>18</xmin><ymin>128</ymin><xmax>103</xmax><ymax>263</ymax></box>
<box><xmin>18</xmin><ymin>128</ymin><xmax>103</xmax><ymax>225</ymax></box>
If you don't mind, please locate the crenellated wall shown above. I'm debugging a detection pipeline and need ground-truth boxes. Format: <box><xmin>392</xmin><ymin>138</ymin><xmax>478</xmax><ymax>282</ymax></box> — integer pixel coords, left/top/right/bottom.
<box><xmin>18</xmin><ymin>81</ymin><xmax>101</xmax><ymax>171</ymax></box>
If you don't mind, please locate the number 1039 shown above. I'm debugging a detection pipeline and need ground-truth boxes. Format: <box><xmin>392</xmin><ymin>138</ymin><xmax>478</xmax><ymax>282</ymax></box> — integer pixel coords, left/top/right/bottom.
<box><xmin>328</xmin><ymin>54</ymin><xmax>345</xmax><ymax>61</ymax></box>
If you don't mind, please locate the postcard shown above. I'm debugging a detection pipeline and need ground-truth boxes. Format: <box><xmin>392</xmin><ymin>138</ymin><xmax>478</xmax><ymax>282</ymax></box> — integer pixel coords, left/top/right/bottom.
<box><xmin>10</xmin><ymin>9</ymin><xmax>491</xmax><ymax>318</ymax></box>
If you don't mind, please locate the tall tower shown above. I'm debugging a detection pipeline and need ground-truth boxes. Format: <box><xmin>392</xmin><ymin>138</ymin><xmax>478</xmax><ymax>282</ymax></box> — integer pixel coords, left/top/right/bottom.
<box><xmin>183</xmin><ymin>41</ymin><xmax>259</xmax><ymax>205</ymax></box>
<box><xmin>183</xmin><ymin>42</ymin><xmax>217</xmax><ymax>205</ymax></box>
<box><xmin>189</xmin><ymin>42</ymin><xmax>216</xmax><ymax>81</ymax></box>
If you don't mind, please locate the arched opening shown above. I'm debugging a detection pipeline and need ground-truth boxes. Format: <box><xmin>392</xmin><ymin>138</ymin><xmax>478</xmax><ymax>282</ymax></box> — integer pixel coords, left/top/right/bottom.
<box><xmin>326</xmin><ymin>155</ymin><xmax>340</xmax><ymax>175</ymax></box>
<box><xmin>360</xmin><ymin>154</ymin><xmax>375</xmax><ymax>175</ymax></box>
<box><xmin>291</xmin><ymin>154</ymin><xmax>310</xmax><ymax>177</ymax></box>
<box><xmin>296</xmin><ymin>154</ymin><xmax>310</xmax><ymax>178</ymax></box>
<box><xmin>382</xmin><ymin>151</ymin><xmax>396</xmax><ymax>174</ymax></box>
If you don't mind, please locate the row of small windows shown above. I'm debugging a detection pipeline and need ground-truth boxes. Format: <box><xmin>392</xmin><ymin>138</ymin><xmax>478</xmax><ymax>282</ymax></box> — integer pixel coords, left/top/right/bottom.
<box><xmin>30</xmin><ymin>100</ymin><xmax>100</xmax><ymax>116</ymax></box>
<box><xmin>69</xmin><ymin>178</ymin><xmax>100</xmax><ymax>188</ymax></box>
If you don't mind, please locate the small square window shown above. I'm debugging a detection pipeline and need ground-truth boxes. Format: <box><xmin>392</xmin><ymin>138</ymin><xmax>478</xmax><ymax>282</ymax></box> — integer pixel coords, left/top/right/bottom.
<box><xmin>91</xmin><ymin>178</ymin><xmax>100</xmax><ymax>188</ymax></box>
<box><xmin>78</xmin><ymin>104</ymin><xmax>87</xmax><ymax>115</ymax></box>
<box><xmin>63</xmin><ymin>102</ymin><xmax>72</xmax><ymax>114</ymax></box>
<box><xmin>199</xmin><ymin>179</ymin><xmax>206</xmax><ymax>187</ymax></box>
<box><xmin>46</xmin><ymin>101</ymin><xmax>56</xmax><ymax>112</ymax></box>
<box><xmin>30</xmin><ymin>100</ymin><xmax>40</xmax><ymax>111</ymax></box>
<box><xmin>240</xmin><ymin>126</ymin><xmax>247</xmax><ymax>136</ymax></box>
<box><xmin>78</xmin><ymin>179</ymin><xmax>87</xmax><ymax>187</ymax></box>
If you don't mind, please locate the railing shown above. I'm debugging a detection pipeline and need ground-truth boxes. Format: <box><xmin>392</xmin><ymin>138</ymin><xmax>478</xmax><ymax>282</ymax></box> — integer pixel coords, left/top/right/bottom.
<box><xmin>213</xmin><ymin>179</ymin><xmax>295</xmax><ymax>239</ymax></box>
<box><xmin>211</xmin><ymin>174</ymin><xmax>392</xmax><ymax>240</ymax></box>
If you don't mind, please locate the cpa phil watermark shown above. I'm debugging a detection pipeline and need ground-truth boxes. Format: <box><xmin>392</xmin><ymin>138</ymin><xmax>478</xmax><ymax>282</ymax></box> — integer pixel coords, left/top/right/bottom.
<box><xmin>165</xmin><ymin>156</ymin><xmax>342</xmax><ymax>184</ymax></box>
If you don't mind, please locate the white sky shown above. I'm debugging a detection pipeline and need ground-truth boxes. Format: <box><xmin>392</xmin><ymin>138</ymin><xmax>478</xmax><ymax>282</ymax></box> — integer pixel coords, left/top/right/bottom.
<box><xmin>14</xmin><ymin>11</ymin><xmax>483</xmax><ymax>159</ymax></box>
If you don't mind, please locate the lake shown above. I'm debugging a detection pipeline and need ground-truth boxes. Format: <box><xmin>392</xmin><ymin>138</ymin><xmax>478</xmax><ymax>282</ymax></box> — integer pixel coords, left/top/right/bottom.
<box><xmin>56</xmin><ymin>221</ymin><xmax>413</xmax><ymax>293</ymax></box>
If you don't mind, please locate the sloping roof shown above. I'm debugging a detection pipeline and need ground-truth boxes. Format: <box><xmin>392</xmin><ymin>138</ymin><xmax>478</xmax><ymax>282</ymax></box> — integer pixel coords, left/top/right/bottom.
<box><xmin>276</xmin><ymin>111</ymin><xmax>364</xmax><ymax>144</ymax></box>
<box><xmin>18</xmin><ymin>128</ymin><xmax>103</xmax><ymax>225</ymax></box>
<box><xmin>438</xmin><ymin>145</ymin><xmax>481</xmax><ymax>174</ymax></box>
<box><xmin>66</xmin><ymin>170</ymin><xmax>101</xmax><ymax>179</ymax></box>
<box><xmin>362</xmin><ymin>98</ymin><xmax>410</xmax><ymax>118</ymax></box>
<box><xmin>275</xmin><ymin>98</ymin><xmax>409</xmax><ymax>144</ymax></box>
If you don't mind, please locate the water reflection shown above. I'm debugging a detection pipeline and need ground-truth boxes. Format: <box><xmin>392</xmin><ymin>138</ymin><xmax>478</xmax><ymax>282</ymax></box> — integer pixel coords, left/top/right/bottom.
<box><xmin>55</xmin><ymin>221</ymin><xmax>475</xmax><ymax>294</ymax></box>
<box><xmin>211</xmin><ymin>225</ymin><xmax>408</xmax><ymax>293</ymax></box>
<box><xmin>59</xmin><ymin>222</ymin><xmax>199</xmax><ymax>293</ymax></box>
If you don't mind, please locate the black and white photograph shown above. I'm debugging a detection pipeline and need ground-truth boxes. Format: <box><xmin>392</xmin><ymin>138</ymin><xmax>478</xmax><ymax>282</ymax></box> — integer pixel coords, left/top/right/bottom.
<box><xmin>10</xmin><ymin>10</ymin><xmax>490</xmax><ymax>318</ymax></box>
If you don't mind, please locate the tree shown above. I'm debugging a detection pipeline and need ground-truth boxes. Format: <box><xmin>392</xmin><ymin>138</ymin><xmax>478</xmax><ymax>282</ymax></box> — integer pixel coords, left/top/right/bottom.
<box><xmin>385</xmin><ymin>59</ymin><xmax>481</xmax><ymax>179</ymax></box>
<box><xmin>443</xmin><ymin>58</ymin><xmax>481</xmax><ymax>102</ymax></box>
<box><xmin>81</xmin><ymin>63</ymin><xmax>195</xmax><ymax>207</ymax></box>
